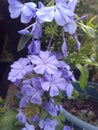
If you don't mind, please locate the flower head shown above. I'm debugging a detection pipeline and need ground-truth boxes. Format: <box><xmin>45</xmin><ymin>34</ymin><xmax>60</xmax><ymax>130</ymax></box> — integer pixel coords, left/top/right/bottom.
<box><xmin>22</xmin><ymin>122</ymin><xmax>35</xmax><ymax>130</ymax></box>
<box><xmin>36</xmin><ymin>1</ymin><xmax>75</xmax><ymax>26</ymax></box>
<box><xmin>39</xmin><ymin>118</ymin><xmax>58</xmax><ymax>130</ymax></box>
<box><xmin>41</xmin><ymin>71</ymin><xmax>66</xmax><ymax>97</ymax></box>
<box><xmin>8</xmin><ymin>0</ymin><xmax>36</xmax><ymax>23</ymax></box>
<box><xmin>44</xmin><ymin>99</ymin><xmax>57</xmax><ymax>116</ymax></box>
<box><xmin>63</xmin><ymin>126</ymin><xmax>71</xmax><ymax>130</ymax></box>
<box><xmin>29</xmin><ymin>51</ymin><xmax>59</xmax><ymax>74</ymax></box>
<box><xmin>16</xmin><ymin>110</ymin><xmax>27</xmax><ymax>123</ymax></box>
<box><xmin>21</xmin><ymin>78</ymin><xmax>44</xmax><ymax>105</ymax></box>
<box><xmin>8</xmin><ymin>58</ymin><xmax>33</xmax><ymax>82</ymax></box>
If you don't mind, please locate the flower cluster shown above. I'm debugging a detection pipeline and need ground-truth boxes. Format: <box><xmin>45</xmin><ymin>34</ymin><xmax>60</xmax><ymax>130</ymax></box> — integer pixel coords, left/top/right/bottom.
<box><xmin>7</xmin><ymin>0</ymin><xmax>79</xmax><ymax>130</ymax></box>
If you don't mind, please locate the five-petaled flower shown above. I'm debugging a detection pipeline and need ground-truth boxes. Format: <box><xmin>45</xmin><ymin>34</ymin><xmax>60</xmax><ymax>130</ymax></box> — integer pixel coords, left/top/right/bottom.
<box><xmin>39</xmin><ymin>118</ymin><xmax>58</xmax><ymax>130</ymax></box>
<box><xmin>8</xmin><ymin>0</ymin><xmax>36</xmax><ymax>23</ymax></box>
<box><xmin>36</xmin><ymin>2</ymin><xmax>74</xmax><ymax>26</ymax></box>
<box><xmin>29</xmin><ymin>51</ymin><xmax>59</xmax><ymax>74</ymax></box>
<box><xmin>8</xmin><ymin>58</ymin><xmax>33</xmax><ymax>82</ymax></box>
<box><xmin>41</xmin><ymin>71</ymin><xmax>66</xmax><ymax>97</ymax></box>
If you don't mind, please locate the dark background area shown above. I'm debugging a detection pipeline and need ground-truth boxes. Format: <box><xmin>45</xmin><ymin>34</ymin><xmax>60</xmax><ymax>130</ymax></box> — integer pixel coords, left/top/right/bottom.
<box><xmin>0</xmin><ymin>0</ymin><xmax>27</xmax><ymax>98</ymax></box>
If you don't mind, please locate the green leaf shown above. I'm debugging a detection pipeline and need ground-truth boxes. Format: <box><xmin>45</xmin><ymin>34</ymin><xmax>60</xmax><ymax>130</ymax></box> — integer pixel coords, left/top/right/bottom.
<box><xmin>17</xmin><ymin>34</ymin><xmax>32</xmax><ymax>52</ymax></box>
<box><xmin>46</xmin><ymin>0</ymin><xmax>54</xmax><ymax>6</ymax></box>
<box><xmin>76</xmin><ymin>64</ymin><xmax>89</xmax><ymax>89</ymax></box>
<box><xmin>79</xmin><ymin>23</ymin><xmax>95</xmax><ymax>38</ymax></box>
<box><xmin>72</xmin><ymin>89</ymin><xmax>80</xmax><ymax>99</ymax></box>
<box><xmin>88</xmin><ymin>16</ymin><xmax>97</xmax><ymax>24</ymax></box>
<box><xmin>40</xmin><ymin>109</ymin><xmax>48</xmax><ymax>119</ymax></box>
<box><xmin>0</xmin><ymin>109</ymin><xmax>22</xmax><ymax>130</ymax></box>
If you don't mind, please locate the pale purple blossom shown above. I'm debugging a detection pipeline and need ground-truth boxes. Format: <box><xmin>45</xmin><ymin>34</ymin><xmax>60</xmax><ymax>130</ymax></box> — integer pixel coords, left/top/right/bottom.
<box><xmin>21</xmin><ymin>84</ymin><xmax>43</xmax><ymax>105</ymax></box>
<box><xmin>8</xmin><ymin>0</ymin><xmax>36</xmax><ymax>23</ymax></box>
<box><xmin>29</xmin><ymin>51</ymin><xmax>59</xmax><ymax>74</ymax></box>
<box><xmin>61</xmin><ymin>69</ymin><xmax>74</xmax><ymax>97</ymax></box>
<box><xmin>39</xmin><ymin>118</ymin><xmax>58</xmax><ymax>130</ymax></box>
<box><xmin>8</xmin><ymin>58</ymin><xmax>33</xmax><ymax>82</ymax></box>
<box><xmin>63</xmin><ymin>20</ymin><xmax>77</xmax><ymax>34</ymax></box>
<box><xmin>62</xmin><ymin>38</ymin><xmax>68</xmax><ymax>57</ymax></box>
<box><xmin>44</xmin><ymin>99</ymin><xmax>57</xmax><ymax>116</ymax></box>
<box><xmin>65</xmin><ymin>82</ymin><xmax>74</xmax><ymax>97</ymax></box>
<box><xmin>36</xmin><ymin>1</ymin><xmax>75</xmax><ymax>26</ymax></box>
<box><xmin>57</xmin><ymin>61</ymin><xmax>70</xmax><ymax>70</ymax></box>
<box><xmin>41</xmin><ymin>71</ymin><xmax>66</xmax><ymax>97</ymax></box>
<box><xmin>31</xmin><ymin>22</ymin><xmax>42</xmax><ymax>39</ymax></box>
<box><xmin>16</xmin><ymin>110</ymin><xmax>26</xmax><ymax>123</ymax></box>
<box><xmin>28</xmin><ymin>39</ymin><xmax>41</xmax><ymax>55</ymax></box>
<box><xmin>31</xmin><ymin>114</ymin><xmax>40</xmax><ymax>123</ymax></box>
<box><xmin>21</xmin><ymin>78</ymin><xmax>44</xmax><ymax>105</ymax></box>
<box><xmin>63</xmin><ymin>126</ymin><xmax>71</xmax><ymax>130</ymax></box>
<box><xmin>22</xmin><ymin>122</ymin><xmax>35</xmax><ymax>130</ymax></box>
<box><xmin>19</xmin><ymin>96</ymin><xmax>30</xmax><ymax>108</ymax></box>
<box><xmin>55</xmin><ymin>104</ymin><xmax>64</xmax><ymax>113</ymax></box>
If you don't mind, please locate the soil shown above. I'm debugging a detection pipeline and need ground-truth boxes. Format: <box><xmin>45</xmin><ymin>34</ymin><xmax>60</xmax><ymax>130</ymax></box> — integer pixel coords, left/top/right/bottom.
<box><xmin>62</xmin><ymin>96</ymin><xmax>98</xmax><ymax>126</ymax></box>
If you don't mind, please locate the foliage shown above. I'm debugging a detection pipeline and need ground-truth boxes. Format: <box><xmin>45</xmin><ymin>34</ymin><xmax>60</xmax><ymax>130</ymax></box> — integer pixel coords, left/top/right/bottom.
<box><xmin>0</xmin><ymin>0</ymin><xmax>98</xmax><ymax>130</ymax></box>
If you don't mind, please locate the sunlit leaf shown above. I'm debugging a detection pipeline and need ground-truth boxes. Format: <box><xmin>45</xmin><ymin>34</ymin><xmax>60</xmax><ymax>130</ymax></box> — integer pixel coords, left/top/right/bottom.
<box><xmin>76</xmin><ymin>64</ymin><xmax>89</xmax><ymax>89</ymax></box>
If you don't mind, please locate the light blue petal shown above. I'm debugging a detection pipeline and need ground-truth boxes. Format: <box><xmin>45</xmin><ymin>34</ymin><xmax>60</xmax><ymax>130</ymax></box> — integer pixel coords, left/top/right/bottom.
<box><xmin>41</xmin><ymin>82</ymin><xmax>50</xmax><ymax>91</ymax></box>
<box><xmin>36</xmin><ymin>6</ymin><xmax>54</xmax><ymax>22</ymax></box>
<box><xmin>25</xmin><ymin>2</ymin><xmax>36</xmax><ymax>9</ymax></box>
<box><xmin>38</xmin><ymin>2</ymin><xmax>45</xmax><ymax>8</ymax></box>
<box><xmin>8</xmin><ymin>0</ymin><xmax>22</xmax><ymax>4</ymax></box>
<box><xmin>21</xmin><ymin>6</ymin><xmax>33</xmax><ymax>23</ymax></box>
<box><xmin>55</xmin><ymin>8</ymin><xmax>69</xmax><ymax>26</ymax></box>
<box><xmin>50</xmin><ymin>85</ymin><xmax>59</xmax><ymax>97</ymax></box>
<box><xmin>67</xmin><ymin>0</ymin><xmax>78</xmax><ymax>11</ymax></box>
<box><xmin>9</xmin><ymin>5</ymin><xmax>22</xmax><ymax>18</ymax></box>
<box><xmin>62</xmin><ymin>38</ymin><xmax>67</xmax><ymax>57</ymax></box>
<box><xmin>55</xmin><ymin>4</ymin><xmax>74</xmax><ymax>26</ymax></box>
<box><xmin>63</xmin><ymin>21</ymin><xmax>77</xmax><ymax>34</ymax></box>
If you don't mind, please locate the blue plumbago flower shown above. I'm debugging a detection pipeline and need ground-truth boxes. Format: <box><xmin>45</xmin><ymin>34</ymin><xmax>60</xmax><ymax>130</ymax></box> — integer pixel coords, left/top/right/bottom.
<box><xmin>39</xmin><ymin>118</ymin><xmax>58</xmax><ymax>130</ymax></box>
<box><xmin>55</xmin><ymin>104</ymin><xmax>64</xmax><ymax>113</ymax></box>
<box><xmin>28</xmin><ymin>39</ymin><xmax>41</xmax><ymax>55</ymax></box>
<box><xmin>19</xmin><ymin>96</ymin><xmax>30</xmax><ymax>108</ymax></box>
<box><xmin>8</xmin><ymin>58</ymin><xmax>33</xmax><ymax>82</ymax></box>
<box><xmin>57</xmin><ymin>61</ymin><xmax>70</xmax><ymax>70</ymax></box>
<box><xmin>63</xmin><ymin>20</ymin><xmax>77</xmax><ymax>34</ymax></box>
<box><xmin>56</xmin><ymin>0</ymin><xmax>78</xmax><ymax>11</ymax></box>
<box><xmin>41</xmin><ymin>71</ymin><xmax>66</xmax><ymax>97</ymax></box>
<box><xmin>29</xmin><ymin>51</ymin><xmax>59</xmax><ymax>74</ymax></box>
<box><xmin>22</xmin><ymin>122</ymin><xmax>35</xmax><ymax>130</ymax></box>
<box><xmin>62</xmin><ymin>38</ymin><xmax>68</xmax><ymax>57</ymax></box>
<box><xmin>73</xmin><ymin>33</ymin><xmax>81</xmax><ymax>49</ymax></box>
<box><xmin>63</xmin><ymin>126</ymin><xmax>71</xmax><ymax>130</ymax></box>
<box><xmin>31</xmin><ymin>114</ymin><xmax>40</xmax><ymax>123</ymax></box>
<box><xmin>65</xmin><ymin>82</ymin><xmax>74</xmax><ymax>97</ymax></box>
<box><xmin>21</xmin><ymin>78</ymin><xmax>44</xmax><ymax>105</ymax></box>
<box><xmin>16</xmin><ymin>110</ymin><xmax>27</xmax><ymax>123</ymax></box>
<box><xmin>21</xmin><ymin>86</ymin><xmax>43</xmax><ymax>105</ymax></box>
<box><xmin>66</xmin><ymin>0</ymin><xmax>78</xmax><ymax>11</ymax></box>
<box><xmin>61</xmin><ymin>69</ymin><xmax>74</xmax><ymax>97</ymax></box>
<box><xmin>31</xmin><ymin>22</ymin><xmax>42</xmax><ymax>39</ymax></box>
<box><xmin>44</xmin><ymin>99</ymin><xmax>57</xmax><ymax>116</ymax></box>
<box><xmin>63</xmin><ymin>0</ymin><xmax>78</xmax><ymax>34</ymax></box>
<box><xmin>8</xmin><ymin>0</ymin><xmax>36</xmax><ymax>23</ymax></box>
<box><xmin>76</xmin><ymin>39</ymin><xmax>81</xmax><ymax>49</ymax></box>
<box><xmin>36</xmin><ymin>1</ymin><xmax>75</xmax><ymax>26</ymax></box>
